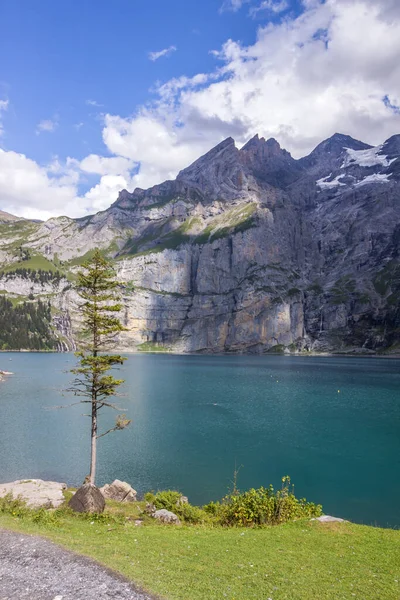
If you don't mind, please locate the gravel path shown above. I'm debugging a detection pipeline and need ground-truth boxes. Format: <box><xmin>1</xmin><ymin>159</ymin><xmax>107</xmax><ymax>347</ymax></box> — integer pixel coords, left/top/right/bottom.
<box><xmin>0</xmin><ymin>530</ymin><xmax>157</xmax><ymax>600</ymax></box>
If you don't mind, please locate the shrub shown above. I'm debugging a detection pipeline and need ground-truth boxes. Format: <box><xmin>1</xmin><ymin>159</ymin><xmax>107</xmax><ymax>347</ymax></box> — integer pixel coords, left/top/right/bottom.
<box><xmin>204</xmin><ymin>477</ymin><xmax>322</xmax><ymax>527</ymax></box>
<box><xmin>144</xmin><ymin>490</ymin><xmax>182</xmax><ymax>512</ymax></box>
<box><xmin>145</xmin><ymin>490</ymin><xmax>212</xmax><ymax>525</ymax></box>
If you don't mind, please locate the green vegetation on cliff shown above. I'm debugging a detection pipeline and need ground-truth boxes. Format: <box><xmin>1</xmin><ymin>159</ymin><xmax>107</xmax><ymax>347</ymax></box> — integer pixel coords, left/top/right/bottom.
<box><xmin>0</xmin><ymin>296</ymin><xmax>56</xmax><ymax>350</ymax></box>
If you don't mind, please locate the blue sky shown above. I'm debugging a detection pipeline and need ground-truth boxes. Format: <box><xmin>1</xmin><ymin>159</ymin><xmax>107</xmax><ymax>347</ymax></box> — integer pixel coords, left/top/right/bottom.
<box><xmin>0</xmin><ymin>0</ymin><xmax>399</xmax><ymax>219</ymax></box>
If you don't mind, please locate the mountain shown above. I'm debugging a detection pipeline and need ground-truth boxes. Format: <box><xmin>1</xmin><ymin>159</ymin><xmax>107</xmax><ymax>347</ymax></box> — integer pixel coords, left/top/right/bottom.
<box><xmin>0</xmin><ymin>132</ymin><xmax>399</xmax><ymax>353</ymax></box>
<box><xmin>0</xmin><ymin>210</ymin><xmax>25</xmax><ymax>223</ymax></box>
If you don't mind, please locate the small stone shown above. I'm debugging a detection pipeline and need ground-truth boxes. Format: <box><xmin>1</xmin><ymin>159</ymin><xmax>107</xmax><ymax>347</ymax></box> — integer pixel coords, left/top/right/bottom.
<box><xmin>68</xmin><ymin>484</ymin><xmax>105</xmax><ymax>514</ymax></box>
<box><xmin>153</xmin><ymin>509</ymin><xmax>181</xmax><ymax>525</ymax></box>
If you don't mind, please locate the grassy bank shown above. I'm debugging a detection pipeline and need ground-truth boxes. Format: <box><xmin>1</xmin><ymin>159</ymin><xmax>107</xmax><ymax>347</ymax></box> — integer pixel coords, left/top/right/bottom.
<box><xmin>0</xmin><ymin>500</ymin><xmax>399</xmax><ymax>600</ymax></box>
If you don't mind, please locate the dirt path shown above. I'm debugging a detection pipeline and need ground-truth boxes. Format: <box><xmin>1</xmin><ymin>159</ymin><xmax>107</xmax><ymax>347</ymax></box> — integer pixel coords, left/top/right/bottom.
<box><xmin>0</xmin><ymin>529</ymin><xmax>157</xmax><ymax>600</ymax></box>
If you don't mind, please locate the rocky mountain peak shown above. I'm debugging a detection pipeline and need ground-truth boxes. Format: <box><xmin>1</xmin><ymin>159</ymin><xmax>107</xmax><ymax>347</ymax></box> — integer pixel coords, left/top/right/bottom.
<box><xmin>298</xmin><ymin>133</ymin><xmax>372</xmax><ymax>178</ymax></box>
<box><xmin>175</xmin><ymin>136</ymin><xmax>243</xmax><ymax>200</ymax></box>
<box><xmin>239</xmin><ymin>134</ymin><xmax>301</xmax><ymax>188</ymax></box>
<box><xmin>305</xmin><ymin>133</ymin><xmax>371</xmax><ymax>160</ymax></box>
<box><xmin>240</xmin><ymin>134</ymin><xmax>284</xmax><ymax>156</ymax></box>
<box><xmin>177</xmin><ymin>137</ymin><xmax>237</xmax><ymax>183</ymax></box>
<box><xmin>0</xmin><ymin>210</ymin><xmax>24</xmax><ymax>223</ymax></box>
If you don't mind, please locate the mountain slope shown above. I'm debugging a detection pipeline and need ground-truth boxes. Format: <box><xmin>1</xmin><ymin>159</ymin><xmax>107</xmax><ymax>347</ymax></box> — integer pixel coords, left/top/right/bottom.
<box><xmin>0</xmin><ymin>133</ymin><xmax>399</xmax><ymax>353</ymax></box>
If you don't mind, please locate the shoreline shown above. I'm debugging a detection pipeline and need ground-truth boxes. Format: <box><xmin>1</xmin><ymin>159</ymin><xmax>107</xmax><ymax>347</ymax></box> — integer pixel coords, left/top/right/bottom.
<box><xmin>1</xmin><ymin>349</ymin><xmax>400</xmax><ymax>359</ymax></box>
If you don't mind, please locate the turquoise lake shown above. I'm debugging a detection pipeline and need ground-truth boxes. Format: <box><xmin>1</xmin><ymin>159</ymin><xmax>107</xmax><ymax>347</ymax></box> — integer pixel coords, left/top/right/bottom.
<box><xmin>0</xmin><ymin>353</ymin><xmax>399</xmax><ymax>527</ymax></box>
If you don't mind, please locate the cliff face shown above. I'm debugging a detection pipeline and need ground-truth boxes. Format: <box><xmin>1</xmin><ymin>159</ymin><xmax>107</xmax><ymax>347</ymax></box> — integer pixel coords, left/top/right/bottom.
<box><xmin>1</xmin><ymin>133</ymin><xmax>399</xmax><ymax>353</ymax></box>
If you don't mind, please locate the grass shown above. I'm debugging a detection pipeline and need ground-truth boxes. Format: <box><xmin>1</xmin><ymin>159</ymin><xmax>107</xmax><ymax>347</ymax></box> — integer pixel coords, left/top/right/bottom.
<box><xmin>0</xmin><ymin>505</ymin><xmax>399</xmax><ymax>600</ymax></box>
<box><xmin>0</xmin><ymin>255</ymin><xmax>61</xmax><ymax>273</ymax></box>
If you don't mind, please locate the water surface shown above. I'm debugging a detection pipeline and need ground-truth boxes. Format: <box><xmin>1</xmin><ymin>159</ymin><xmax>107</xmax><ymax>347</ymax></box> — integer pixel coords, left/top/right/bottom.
<box><xmin>0</xmin><ymin>353</ymin><xmax>399</xmax><ymax>527</ymax></box>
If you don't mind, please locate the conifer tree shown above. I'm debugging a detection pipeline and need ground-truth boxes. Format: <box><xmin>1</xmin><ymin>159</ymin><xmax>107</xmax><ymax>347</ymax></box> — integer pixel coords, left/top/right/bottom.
<box><xmin>69</xmin><ymin>249</ymin><xmax>130</xmax><ymax>485</ymax></box>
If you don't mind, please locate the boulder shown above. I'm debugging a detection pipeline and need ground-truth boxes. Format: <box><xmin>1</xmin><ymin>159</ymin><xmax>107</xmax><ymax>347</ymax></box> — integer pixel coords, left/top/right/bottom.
<box><xmin>312</xmin><ymin>515</ymin><xmax>347</xmax><ymax>523</ymax></box>
<box><xmin>68</xmin><ymin>484</ymin><xmax>105</xmax><ymax>514</ymax></box>
<box><xmin>99</xmin><ymin>479</ymin><xmax>137</xmax><ymax>503</ymax></box>
<box><xmin>177</xmin><ymin>495</ymin><xmax>188</xmax><ymax>505</ymax></box>
<box><xmin>154</xmin><ymin>509</ymin><xmax>181</xmax><ymax>525</ymax></box>
<box><xmin>0</xmin><ymin>479</ymin><xmax>67</xmax><ymax>509</ymax></box>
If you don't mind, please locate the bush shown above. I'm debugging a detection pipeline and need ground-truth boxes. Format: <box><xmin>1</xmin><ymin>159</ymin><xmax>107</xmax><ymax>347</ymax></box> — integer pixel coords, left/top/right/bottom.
<box><xmin>145</xmin><ymin>490</ymin><xmax>182</xmax><ymax>512</ymax></box>
<box><xmin>144</xmin><ymin>490</ymin><xmax>212</xmax><ymax>525</ymax></box>
<box><xmin>204</xmin><ymin>476</ymin><xmax>322</xmax><ymax>527</ymax></box>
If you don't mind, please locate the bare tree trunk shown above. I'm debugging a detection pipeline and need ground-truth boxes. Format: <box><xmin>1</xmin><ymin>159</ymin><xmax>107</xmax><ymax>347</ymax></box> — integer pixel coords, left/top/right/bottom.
<box><xmin>89</xmin><ymin>400</ymin><xmax>97</xmax><ymax>485</ymax></box>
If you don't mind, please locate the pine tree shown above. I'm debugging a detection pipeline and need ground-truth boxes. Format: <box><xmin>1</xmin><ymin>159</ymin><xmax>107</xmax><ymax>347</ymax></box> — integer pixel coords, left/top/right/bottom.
<box><xmin>69</xmin><ymin>249</ymin><xmax>130</xmax><ymax>485</ymax></box>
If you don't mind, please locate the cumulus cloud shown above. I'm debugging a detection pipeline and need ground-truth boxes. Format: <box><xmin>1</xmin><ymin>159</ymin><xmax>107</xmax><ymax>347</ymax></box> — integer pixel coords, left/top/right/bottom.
<box><xmin>79</xmin><ymin>154</ymin><xmax>137</xmax><ymax>176</ymax></box>
<box><xmin>148</xmin><ymin>46</ymin><xmax>177</xmax><ymax>61</ymax></box>
<box><xmin>0</xmin><ymin>149</ymin><xmax>80</xmax><ymax>220</ymax></box>
<box><xmin>0</xmin><ymin>149</ymin><xmax>138</xmax><ymax>220</ymax></box>
<box><xmin>36</xmin><ymin>117</ymin><xmax>58</xmax><ymax>134</ymax></box>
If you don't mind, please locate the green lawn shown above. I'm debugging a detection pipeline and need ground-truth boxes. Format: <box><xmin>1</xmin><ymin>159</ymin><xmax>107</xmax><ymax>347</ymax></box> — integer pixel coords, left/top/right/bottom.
<box><xmin>0</xmin><ymin>507</ymin><xmax>399</xmax><ymax>600</ymax></box>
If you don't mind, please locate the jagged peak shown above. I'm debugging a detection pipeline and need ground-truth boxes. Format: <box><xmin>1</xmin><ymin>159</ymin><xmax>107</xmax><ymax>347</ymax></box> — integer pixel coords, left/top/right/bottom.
<box><xmin>241</xmin><ymin>135</ymin><xmax>281</xmax><ymax>152</ymax></box>
<box><xmin>177</xmin><ymin>137</ymin><xmax>237</xmax><ymax>181</ymax></box>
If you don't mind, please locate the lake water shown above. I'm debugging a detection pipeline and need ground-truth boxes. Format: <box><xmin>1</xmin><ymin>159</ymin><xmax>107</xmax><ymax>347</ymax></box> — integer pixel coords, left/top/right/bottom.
<box><xmin>0</xmin><ymin>353</ymin><xmax>399</xmax><ymax>527</ymax></box>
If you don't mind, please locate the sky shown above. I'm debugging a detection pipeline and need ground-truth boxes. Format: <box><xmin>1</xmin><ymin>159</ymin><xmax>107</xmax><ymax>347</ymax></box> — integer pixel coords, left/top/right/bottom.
<box><xmin>0</xmin><ymin>0</ymin><xmax>400</xmax><ymax>220</ymax></box>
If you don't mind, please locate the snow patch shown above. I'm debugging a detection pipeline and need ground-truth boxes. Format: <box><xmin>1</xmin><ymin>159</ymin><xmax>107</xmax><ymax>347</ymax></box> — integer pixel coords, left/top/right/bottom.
<box><xmin>354</xmin><ymin>173</ymin><xmax>391</xmax><ymax>187</ymax></box>
<box><xmin>343</xmin><ymin>146</ymin><xmax>396</xmax><ymax>168</ymax></box>
<box><xmin>316</xmin><ymin>174</ymin><xmax>345</xmax><ymax>189</ymax></box>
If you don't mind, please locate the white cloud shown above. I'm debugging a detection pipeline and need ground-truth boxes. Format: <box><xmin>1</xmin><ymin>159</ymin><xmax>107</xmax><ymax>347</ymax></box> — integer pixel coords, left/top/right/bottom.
<box><xmin>36</xmin><ymin>117</ymin><xmax>58</xmax><ymax>134</ymax></box>
<box><xmin>0</xmin><ymin>149</ymin><xmax>80</xmax><ymax>220</ymax></box>
<box><xmin>79</xmin><ymin>154</ymin><xmax>137</xmax><ymax>177</ymax></box>
<box><xmin>86</xmin><ymin>99</ymin><xmax>103</xmax><ymax>107</ymax></box>
<box><xmin>250</xmin><ymin>0</ymin><xmax>289</xmax><ymax>17</ymax></box>
<box><xmin>220</xmin><ymin>0</ymin><xmax>249</xmax><ymax>12</ymax></box>
<box><xmin>83</xmin><ymin>174</ymin><xmax>133</xmax><ymax>213</ymax></box>
<box><xmin>148</xmin><ymin>46</ymin><xmax>177</xmax><ymax>61</ymax></box>
<box><xmin>0</xmin><ymin>99</ymin><xmax>8</xmax><ymax>137</ymax></box>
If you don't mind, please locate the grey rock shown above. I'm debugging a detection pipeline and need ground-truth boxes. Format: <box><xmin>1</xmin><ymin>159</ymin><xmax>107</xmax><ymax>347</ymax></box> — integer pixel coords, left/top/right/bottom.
<box><xmin>144</xmin><ymin>502</ymin><xmax>156</xmax><ymax>516</ymax></box>
<box><xmin>99</xmin><ymin>480</ymin><xmax>137</xmax><ymax>503</ymax></box>
<box><xmin>312</xmin><ymin>515</ymin><xmax>347</xmax><ymax>523</ymax></box>
<box><xmin>68</xmin><ymin>484</ymin><xmax>105</xmax><ymax>514</ymax></box>
<box><xmin>153</xmin><ymin>509</ymin><xmax>181</xmax><ymax>525</ymax></box>
<box><xmin>177</xmin><ymin>495</ymin><xmax>188</xmax><ymax>505</ymax></box>
<box><xmin>0</xmin><ymin>479</ymin><xmax>67</xmax><ymax>509</ymax></box>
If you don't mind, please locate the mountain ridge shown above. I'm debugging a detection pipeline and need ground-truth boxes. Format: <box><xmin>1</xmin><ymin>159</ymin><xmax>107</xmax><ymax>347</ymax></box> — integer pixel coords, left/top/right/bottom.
<box><xmin>0</xmin><ymin>132</ymin><xmax>399</xmax><ymax>354</ymax></box>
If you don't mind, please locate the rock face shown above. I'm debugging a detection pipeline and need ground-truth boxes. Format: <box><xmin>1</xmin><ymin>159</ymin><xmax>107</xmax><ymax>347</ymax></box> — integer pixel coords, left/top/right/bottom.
<box><xmin>100</xmin><ymin>479</ymin><xmax>137</xmax><ymax>502</ymax></box>
<box><xmin>68</xmin><ymin>484</ymin><xmax>105</xmax><ymax>514</ymax></box>
<box><xmin>1</xmin><ymin>132</ymin><xmax>400</xmax><ymax>353</ymax></box>
<box><xmin>153</xmin><ymin>509</ymin><xmax>181</xmax><ymax>525</ymax></box>
<box><xmin>0</xmin><ymin>479</ymin><xmax>67</xmax><ymax>508</ymax></box>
